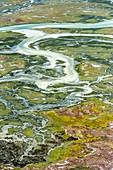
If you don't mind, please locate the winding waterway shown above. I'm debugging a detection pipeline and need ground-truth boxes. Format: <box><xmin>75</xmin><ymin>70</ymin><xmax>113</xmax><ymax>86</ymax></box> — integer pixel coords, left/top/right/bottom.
<box><xmin>0</xmin><ymin>0</ymin><xmax>113</xmax><ymax>168</ymax></box>
<box><xmin>1</xmin><ymin>20</ymin><xmax>113</xmax><ymax>109</ymax></box>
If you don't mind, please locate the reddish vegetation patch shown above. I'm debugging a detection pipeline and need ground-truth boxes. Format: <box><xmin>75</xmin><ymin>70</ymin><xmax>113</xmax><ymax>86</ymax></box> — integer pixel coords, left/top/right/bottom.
<box><xmin>1</xmin><ymin>18</ymin><xmax>24</xmax><ymax>23</ymax></box>
<box><xmin>45</xmin><ymin>140</ymin><xmax>113</xmax><ymax>170</ymax></box>
<box><xmin>57</xmin><ymin>103</ymin><xmax>104</xmax><ymax>118</ymax></box>
<box><xmin>83</xmin><ymin>127</ymin><xmax>113</xmax><ymax>140</ymax></box>
<box><xmin>65</xmin><ymin>125</ymin><xmax>113</xmax><ymax>140</ymax></box>
<box><xmin>0</xmin><ymin>55</ymin><xmax>9</xmax><ymax>61</ymax></box>
<box><xmin>68</xmin><ymin>141</ymin><xmax>113</xmax><ymax>170</ymax></box>
<box><xmin>45</xmin><ymin>101</ymin><xmax>113</xmax><ymax>170</ymax></box>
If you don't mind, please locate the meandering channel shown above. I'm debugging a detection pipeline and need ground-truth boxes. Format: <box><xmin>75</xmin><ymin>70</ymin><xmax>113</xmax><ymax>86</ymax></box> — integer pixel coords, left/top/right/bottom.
<box><xmin>1</xmin><ymin>20</ymin><xmax>113</xmax><ymax>95</ymax></box>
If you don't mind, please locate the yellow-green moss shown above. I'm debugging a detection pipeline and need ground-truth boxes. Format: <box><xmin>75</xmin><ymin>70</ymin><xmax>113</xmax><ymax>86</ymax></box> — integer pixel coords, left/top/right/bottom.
<box><xmin>0</xmin><ymin>102</ymin><xmax>11</xmax><ymax>116</ymax></box>
<box><xmin>47</xmin><ymin>141</ymin><xmax>91</xmax><ymax>163</ymax></box>
<box><xmin>0</xmin><ymin>59</ymin><xmax>26</xmax><ymax>77</ymax></box>
<box><xmin>8</xmin><ymin>127</ymin><xmax>19</xmax><ymax>135</ymax></box>
<box><xmin>26</xmin><ymin>162</ymin><xmax>47</xmax><ymax>170</ymax></box>
<box><xmin>42</xmin><ymin>102</ymin><xmax>113</xmax><ymax>131</ymax></box>
<box><xmin>23</xmin><ymin>127</ymin><xmax>35</xmax><ymax>138</ymax></box>
<box><xmin>77</xmin><ymin>61</ymin><xmax>108</xmax><ymax>81</ymax></box>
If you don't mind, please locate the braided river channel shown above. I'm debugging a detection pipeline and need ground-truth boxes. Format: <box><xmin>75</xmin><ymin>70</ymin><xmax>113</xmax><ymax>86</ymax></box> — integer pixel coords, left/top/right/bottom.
<box><xmin>1</xmin><ymin>0</ymin><xmax>113</xmax><ymax>169</ymax></box>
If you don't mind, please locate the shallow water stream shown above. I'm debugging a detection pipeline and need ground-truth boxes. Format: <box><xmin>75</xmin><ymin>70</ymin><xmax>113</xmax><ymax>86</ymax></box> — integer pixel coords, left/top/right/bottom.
<box><xmin>0</xmin><ymin>0</ymin><xmax>113</xmax><ymax>169</ymax></box>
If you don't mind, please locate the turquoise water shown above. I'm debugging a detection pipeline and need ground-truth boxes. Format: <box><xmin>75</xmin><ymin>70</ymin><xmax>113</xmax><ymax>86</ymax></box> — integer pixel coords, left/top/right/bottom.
<box><xmin>0</xmin><ymin>0</ymin><xmax>113</xmax><ymax>168</ymax></box>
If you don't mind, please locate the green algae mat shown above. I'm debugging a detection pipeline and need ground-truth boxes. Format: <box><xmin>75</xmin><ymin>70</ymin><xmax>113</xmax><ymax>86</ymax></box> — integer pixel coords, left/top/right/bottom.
<box><xmin>0</xmin><ymin>0</ymin><xmax>113</xmax><ymax>169</ymax></box>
